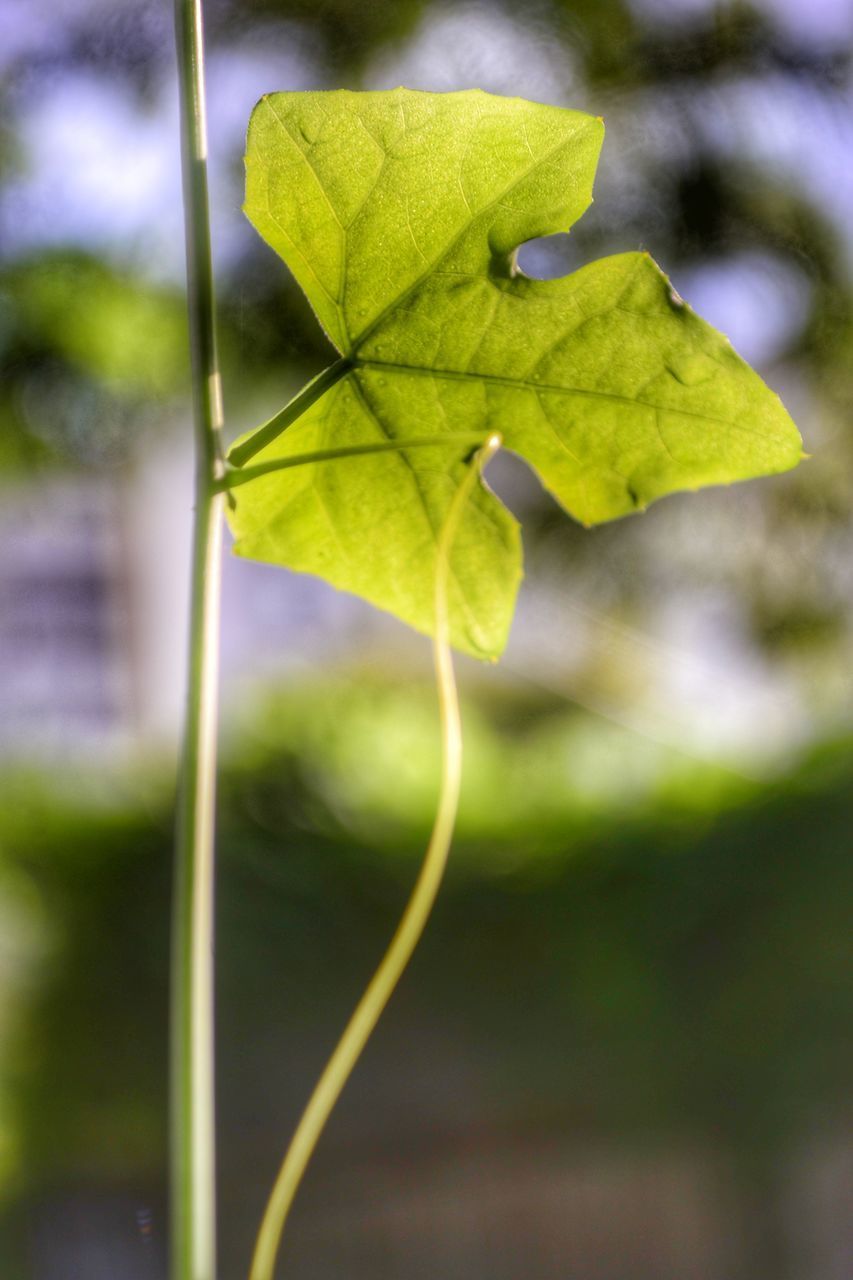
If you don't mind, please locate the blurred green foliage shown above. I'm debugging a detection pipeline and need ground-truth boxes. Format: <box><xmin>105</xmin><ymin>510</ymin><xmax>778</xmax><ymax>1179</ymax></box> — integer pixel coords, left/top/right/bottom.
<box><xmin>0</xmin><ymin>684</ymin><xmax>850</xmax><ymax>1182</ymax></box>
<box><xmin>0</xmin><ymin>255</ymin><xmax>188</xmax><ymax>467</ymax></box>
<box><xmin>212</xmin><ymin>0</ymin><xmax>427</xmax><ymax>69</ymax></box>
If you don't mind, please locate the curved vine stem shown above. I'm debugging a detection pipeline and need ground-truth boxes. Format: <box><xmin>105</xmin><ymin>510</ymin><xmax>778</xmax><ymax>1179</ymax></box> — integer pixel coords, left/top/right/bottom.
<box><xmin>248</xmin><ymin>433</ymin><xmax>503</xmax><ymax>1280</ymax></box>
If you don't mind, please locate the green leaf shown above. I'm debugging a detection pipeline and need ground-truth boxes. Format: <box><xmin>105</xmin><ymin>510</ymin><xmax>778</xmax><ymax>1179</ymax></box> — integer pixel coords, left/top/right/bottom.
<box><xmin>229</xmin><ymin>88</ymin><xmax>803</xmax><ymax>658</ymax></box>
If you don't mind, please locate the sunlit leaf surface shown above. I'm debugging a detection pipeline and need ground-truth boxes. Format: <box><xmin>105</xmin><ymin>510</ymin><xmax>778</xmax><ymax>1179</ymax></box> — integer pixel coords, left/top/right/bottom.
<box><xmin>229</xmin><ymin>89</ymin><xmax>802</xmax><ymax>657</ymax></box>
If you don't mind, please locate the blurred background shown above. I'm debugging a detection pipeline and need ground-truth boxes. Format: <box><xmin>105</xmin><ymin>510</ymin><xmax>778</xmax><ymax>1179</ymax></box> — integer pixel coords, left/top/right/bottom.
<box><xmin>1</xmin><ymin>0</ymin><xmax>852</xmax><ymax>1276</ymax></box>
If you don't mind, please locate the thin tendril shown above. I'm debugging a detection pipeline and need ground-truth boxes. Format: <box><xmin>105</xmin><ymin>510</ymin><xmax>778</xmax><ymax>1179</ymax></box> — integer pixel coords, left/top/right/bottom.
<box><xmin>248</xmin><ymin>432</ymin><xmax>503</xmax><ymax>1280</ymax></box>
<box><xmin>216</xmin><ymin>433</ymin><xmax>488</xmax><ymax>493</ymax></box>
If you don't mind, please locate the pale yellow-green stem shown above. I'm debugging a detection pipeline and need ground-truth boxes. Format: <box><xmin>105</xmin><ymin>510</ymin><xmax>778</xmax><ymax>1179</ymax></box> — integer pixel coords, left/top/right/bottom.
<box><xmin>172</xmin><ymin>1</ymin><xmax>225</xmax><ymax>1277</ymax></box>
<box><xmin>216</xmin><ymin>434</ymin><xmax>489</xmax><ymax>493</ymax></box>
<box><xmin>248</xmin><ymin>433</ymin><xmax>503</xmax><ymax>1280</ymax></box>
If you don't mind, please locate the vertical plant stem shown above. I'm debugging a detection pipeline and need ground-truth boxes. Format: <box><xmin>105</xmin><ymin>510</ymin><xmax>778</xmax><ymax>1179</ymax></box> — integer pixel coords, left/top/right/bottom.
<box><xmin>172</xmin><ymin>1</ymin><xmax>225</xmax><ymax>1278</ymax></box>
<box><xmin>248</xmin><ymin>434</ymin><xmax>502</xmax><ymax>1280</ymax></box>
